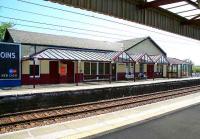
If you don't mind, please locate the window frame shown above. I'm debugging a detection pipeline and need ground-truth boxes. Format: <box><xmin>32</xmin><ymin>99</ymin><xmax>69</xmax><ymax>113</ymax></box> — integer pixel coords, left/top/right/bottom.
<box><xmin>126</xmin><ymin>63</ymin><xmax>134</xmax><ymax>74</ymax></box>
<box><xmin>91</xmin><ymin>62</ymin><xmax>97</xmax><ymax>75</ymax></box>
<box><xmin>84</xmin><ymin>62</ymin><xmax>91</xmax><ymax>75</ymax></box>
<box><xmin>105</xmin><ymin>63</ymin><xmax>110</xmax><ymax>75</ymax></box>
<box><xmin>140</xmin><ymin>63</ymin><xmax>144</xmax><ymax>73</ymax></box>
<box><xmin>98</xmin><ymin>63</ymin><xmax>105</xmax><ymax>75</ymax></box>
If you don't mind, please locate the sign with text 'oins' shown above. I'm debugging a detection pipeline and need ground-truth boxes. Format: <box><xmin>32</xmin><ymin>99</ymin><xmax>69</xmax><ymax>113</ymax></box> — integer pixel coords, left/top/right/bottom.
<box><xmin>0</xmin><ymin>42</ymin><xmax>20</xmax><ymax>80</ymax></box>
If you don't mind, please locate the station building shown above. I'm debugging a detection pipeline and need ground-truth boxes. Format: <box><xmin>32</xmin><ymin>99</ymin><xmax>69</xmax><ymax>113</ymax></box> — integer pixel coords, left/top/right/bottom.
<box><xmin>119</xmin><ymin>37</ymin><xmax>169</xmax><ymax>79</ymax></box>
<box><xmin>3</xmin><ymin>29</ymin><xmax>192</xmax><ymax>85</ymax></box>
<box><xmin>120</xmin><ymin>37</ymin><xmax>192</xmax><ymax>79</ymax></box>
<box><xmin>167</xmin><ymin>57</ymin><xmax>192</xmax><ymax>78</ymax></box>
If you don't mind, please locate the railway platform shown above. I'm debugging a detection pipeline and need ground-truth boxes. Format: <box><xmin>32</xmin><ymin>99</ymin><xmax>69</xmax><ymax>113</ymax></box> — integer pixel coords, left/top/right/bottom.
<box><xmin>1</xmin><ymin>88</ymin><xmax>200</xmax><ymax>139</ymax></box>
<box><xmin>0</xmin><ymin>77</ymin><xmax>199</xmax><ymax>96</ymax></box>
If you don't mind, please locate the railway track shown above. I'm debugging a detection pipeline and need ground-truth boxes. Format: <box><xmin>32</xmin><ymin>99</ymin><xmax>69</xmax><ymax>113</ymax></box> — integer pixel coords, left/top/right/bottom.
<box><xmin>1</xmin><ymin>85</ymin><xmax>200</xmax><ymax>133</ymax></box>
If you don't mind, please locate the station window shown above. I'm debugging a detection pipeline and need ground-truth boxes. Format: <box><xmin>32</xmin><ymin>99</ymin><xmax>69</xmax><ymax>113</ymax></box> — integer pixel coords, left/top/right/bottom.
<box><xmin>84</xmin><ymin>62</ymin><xmax>90</xmax><ymax>74</ymax></box>
<box><xmin>157</xmin><ymin>64</ymin><xmax>163</xmax><ymax>72</ymax></box>
<box><xmin>29</xmin><ymin>65</ymin><xmax>40</xmax><ymax>77</ymax></box>
<box><xmin>140</xmin><ymin>64</ymin><xmax>144</xmax><ymax>73</ymax></box>
<box><xmin>105</xmin><ymin>63</ymin><xmax>110</xmax><ymax>74</ymax></box>
<box><xmin>172</xmin><ymin>65</ymin><xmax>177</xmax><ymax>72</ymax></box>
<box><xmin>126</xmin><ymin>63</ymin><xmax>133</xmax><ymax>74</ymax></box>
<box><xmin>84</xmin><ymin>62</ymin><xmax>110</xmax><ymax>76</ymax></box>
<box><xmin>91</xmin><ymin>63</ymin><xmax>97</xmax><ymax>75</ymax></box>
<box><xmin>99</xmin><ymin>63</ymin><xmax>104</xmax><ymax>74</ymax></box>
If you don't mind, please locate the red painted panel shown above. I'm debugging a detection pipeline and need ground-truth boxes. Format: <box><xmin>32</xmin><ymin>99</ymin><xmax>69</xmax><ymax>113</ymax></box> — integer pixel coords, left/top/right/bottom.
<box><xmin>59</xmin><ymin>75</ymin><xmax>67</xmax><ymax>83</ymax></box>
<box><xmin>147</xmin><ymin>64</ymin><xmax>154</xmax><ymax>79</ymax></box>
<box><xmin>117</xmin><ymin>72</ymin><xmax>126</xmax><ymax>80</ymax></box>
<box><xmin>67</xmin><ymin>62</ymin><xmax>74</xmax><ymax>83</ymax></box>
<box><xmin>75</xmin><ymin>73</ymin><xmax>84</xmax><ymax>82</ymax></box>
<box><xmin>49</xmin><ymin>61</ymin><xmax>59</xmax><ymax>84</ymax></box>
<box><xmin>40</xmin><ymin>74</ymin><xmax>52</xmax><ymax>84</ymax></box>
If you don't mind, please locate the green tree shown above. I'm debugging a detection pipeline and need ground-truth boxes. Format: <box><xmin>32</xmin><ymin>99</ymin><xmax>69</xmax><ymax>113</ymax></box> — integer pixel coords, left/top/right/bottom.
<box><xmin>0</xmin><ymin>22</ymin><xmax>13</xmax><ymax>41</ymax></box>
<box><xmin>192</xmin><ymin>66</ymin><xmax>200</xmax><ymax>73</ymax></box>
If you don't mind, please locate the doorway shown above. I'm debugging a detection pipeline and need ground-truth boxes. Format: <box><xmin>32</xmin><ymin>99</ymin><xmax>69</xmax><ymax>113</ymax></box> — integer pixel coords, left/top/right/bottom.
<box><xmin>147</xmin><ymin>64</ymin><xmax>154</xmax><ymax>79</ymax></box>
<box><xmin>49</xmin><ymin>61</ymin><xmax>59</xmax><ymax>84</ymax></box>
<box><xmin>67</xmin><ymin>61</ymin><xmax>74</xmax><ymax>83</ymax></box>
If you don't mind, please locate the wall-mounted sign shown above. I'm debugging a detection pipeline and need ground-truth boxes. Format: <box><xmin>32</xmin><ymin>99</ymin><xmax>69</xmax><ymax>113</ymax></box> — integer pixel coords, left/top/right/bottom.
<box><xmin>60</xmin><ymin>66</ymin><xmax>66</xmax><ymax>75</ymax></box>
<box><xmin>0</xmin><ymin>42</ymin><xmax>20</xmax><ymax>80</ymax></box>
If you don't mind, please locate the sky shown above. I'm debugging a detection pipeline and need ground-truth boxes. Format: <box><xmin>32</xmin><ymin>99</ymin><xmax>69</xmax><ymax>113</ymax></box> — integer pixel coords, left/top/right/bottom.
<box><xmin>0</xmin><ymin>0</ymin><xmax>200</xmax><ymax>65</ymax></box>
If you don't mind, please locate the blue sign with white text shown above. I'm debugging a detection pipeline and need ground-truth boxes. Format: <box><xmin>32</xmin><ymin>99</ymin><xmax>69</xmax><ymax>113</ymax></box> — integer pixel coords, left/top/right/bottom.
<box><xmin>0</xmin><ymin>42</ymin><xmax>21</xmax><ymax>87</ymax></box>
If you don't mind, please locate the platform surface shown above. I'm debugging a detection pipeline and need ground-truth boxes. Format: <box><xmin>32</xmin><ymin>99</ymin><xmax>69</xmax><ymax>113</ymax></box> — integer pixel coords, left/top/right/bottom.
<box><xmin>96</xmin><ymin>103</ymin><xmax>200</xmax><ymax>139</ymax></box>
<box><xmin>0</xmin><ymin>77</ymin><xmax>200</xmax><ymax>96</ymax></box>
<box><xmin>1</xmin><ymin>90</ymin><xmax>200</xmax><ymax>139</ymax></box>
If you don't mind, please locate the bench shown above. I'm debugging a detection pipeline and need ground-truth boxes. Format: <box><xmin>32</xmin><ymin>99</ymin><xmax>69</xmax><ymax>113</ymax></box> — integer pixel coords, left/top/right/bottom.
<box><xmin>125</xmin><ymin>74</ymin><xmax>134</xmax><ymax>80</ymax></box>
<box><xmin>138</xmin><ymin>73</ymin><xmax>147</xmax><ymax>80</ymax></box>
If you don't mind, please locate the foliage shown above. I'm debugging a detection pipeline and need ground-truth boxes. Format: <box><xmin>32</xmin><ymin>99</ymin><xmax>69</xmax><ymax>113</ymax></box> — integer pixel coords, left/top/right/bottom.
<box><xmin>0</xmin><ymin>22</ymin><xmax>13</xmax><ymax>41</ymax></box>
<box><xmin>192</xmin><ymin>66</ymin><xmax>200</xmax><ymax>73</ymax></box>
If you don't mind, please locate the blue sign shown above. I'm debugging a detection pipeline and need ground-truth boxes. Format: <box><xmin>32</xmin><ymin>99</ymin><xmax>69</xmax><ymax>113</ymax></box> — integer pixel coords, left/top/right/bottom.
<box><xmin>0</xmin><ymin>42</ymin><xmax>21</xmax><ymax>87</ymax></box>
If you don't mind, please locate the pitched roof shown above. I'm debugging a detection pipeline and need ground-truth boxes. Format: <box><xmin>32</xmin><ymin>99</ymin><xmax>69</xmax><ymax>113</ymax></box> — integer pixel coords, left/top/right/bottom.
<box><xmin>5</xmin><ymin>29</ymin><xmax>123</xmax><ymax>51</ymax></box>
<box><xmin>119</xmin><ymin>37</ymin><xmax>167</xmax><ymax>56</ymax></box>
<box><xmin>167</xmin><ymin>57</ymin><xmax>188</xmax><ymax>65</ymax></box>
<box><xmin>119</xmin><ymin>37</ymin><xmax>148</xmax><ymax>51</ymax></box>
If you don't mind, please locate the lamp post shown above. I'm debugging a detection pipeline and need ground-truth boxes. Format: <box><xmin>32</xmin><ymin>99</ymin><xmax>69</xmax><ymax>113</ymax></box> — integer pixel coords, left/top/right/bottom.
<box><xmin>33</xmin><ymin>57</ymin><xmax>38</xmax><ymax>89</ymax></box>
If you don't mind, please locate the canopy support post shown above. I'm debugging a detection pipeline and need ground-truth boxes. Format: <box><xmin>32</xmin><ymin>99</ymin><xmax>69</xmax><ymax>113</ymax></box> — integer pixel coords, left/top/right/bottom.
<box><xmin>109</xmin><ymin>62</ymin><xmax>112</xmax><ymax>84</ymax></box>
<box><xmin>76</xmin><ymin>61</ymin><xmax>79</xmax><ymax>86</ymax></box>
<box><xmin>177</xmin><ymin>64</ymin><xmax>179</xmax><ymax>78</ymax></box>
<box><xmin>33</xmin><ymin>58</ymin><xmax>36</xmax><ymax>89</ymax></box>
<box><xmin>133</xmin><ymin>62</ymin><xmax>136</xmax><ymax>82</ymax></box>
<box><xmin>153</xmin><ymin>63</ymin><xmax>155</xmax><ymax>80</ymax></box>
<box><xmin>33</xmin><ymin>45</ymin><xmax>36</xmax><ymax>89</ymax></box>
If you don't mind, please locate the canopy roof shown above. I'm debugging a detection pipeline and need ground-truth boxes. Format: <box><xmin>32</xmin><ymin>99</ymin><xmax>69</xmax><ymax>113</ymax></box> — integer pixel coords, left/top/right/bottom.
<box><xmin>167</xmin><ymin>57</ymin><xmax>190</xmax><ymax>65</ymax></box>
<box><xmin>30</xmin><ymin>48</ymin><xmax>134</xmax><ymax>63</ymax></box>
<box><xmin>150</xmin><ymin>55</ymin><xmax>169</xmax><ymax>64</ymax></box>
<box><xmin>130</xmin><ymin>53</ymin><xmax>154</xmax><ymax>64</ymax></box>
